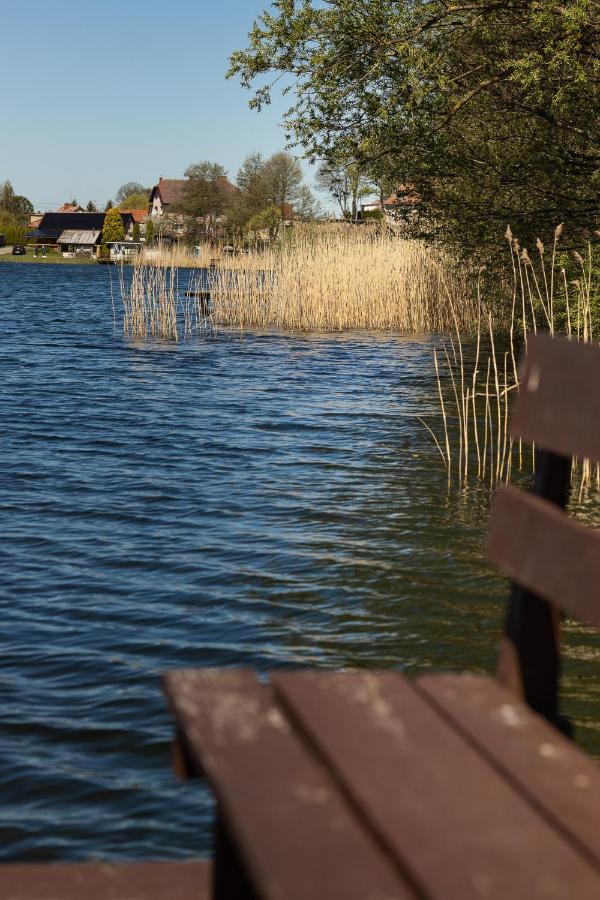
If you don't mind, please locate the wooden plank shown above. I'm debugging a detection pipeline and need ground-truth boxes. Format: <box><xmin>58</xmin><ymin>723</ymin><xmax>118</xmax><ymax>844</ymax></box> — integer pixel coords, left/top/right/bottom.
<box><xmin>0</xmin><ymin>860</ymin><xmax>212</xmax><ymax>900</ymax></box>
<box><xmin>163</xmin><ymin>668</ymin><xmax>415</xmax><ymax>900</ymax></box>
<box><xmin>273</xmin><ymin>670</ymin><xmax>600</xmax><ymax>900</ymax></box>
<box><xmin>495</xmin><ymin>451</ymin><xmax>571</xmax><ymax>723</ymax></box>
<box><xmin>488</xmin><ymin>484</ymin><xmax>600</xmax><ymax>625</ymax></box>
<box><xmin>511</xmin><ymin>333</ymin><xmax>600</xmax><ymax>463</ymax></box>
<box><xmin>417</xmin><ymin>673</ymin><xmax>600</xmax><ymax>872</ymax></box>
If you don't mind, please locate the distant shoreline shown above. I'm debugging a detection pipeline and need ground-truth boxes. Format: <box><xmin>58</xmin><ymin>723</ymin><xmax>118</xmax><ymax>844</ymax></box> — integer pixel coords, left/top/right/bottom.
<box><xmin>0</xmin><ymin>253</ymin><xmax>102</xmax><ymax>266</ymax></box>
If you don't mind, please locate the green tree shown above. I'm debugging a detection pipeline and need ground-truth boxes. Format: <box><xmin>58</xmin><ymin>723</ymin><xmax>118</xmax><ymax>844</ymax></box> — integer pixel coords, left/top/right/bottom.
<box><xmin>86</xmin><ymin>200</ymin><xmax>98</xmax><ymax>212</ymax></box>
<box><xmin>105</xmin><ymin>199</ymin><xmax>113</xmax><ymax>211</ymax></box>
<box><xmin>246</xmin><ymin>204</ymin><xmax>283</xmax><ymax>242</ymax></box>
<box><xmin>261</xmin><ymin>152</ymin><xmax>303</xmax><ymax>211</ymax></box>
<box><xmin>145</xmin><ymin>218</ymin><xmax>155</xmax><ymax>243</ymax></box>
<box><xmin>0</xmin><ymin>181</ymin><xmax>33</xmax><ymax>225</ymax></box>
<box><xmin>181</xmin><ymin>162</ymin><xmax>230</xmax><ymax>217</ymax></box>
<box><xmin>118</xmin><ymin>191</ymin><xmax>149</xmax><ymax>210</ymax></box>
<box><xmin>316</xmin><ymin>160</ymin><xmax>371</xmax><ymax>220</ymax></box>
<box><xmin>132</xmin><ymin>222</ymin><xmax>141</xmax><ymax>241</ymax></box>
<box><xmin>178</xmin><ymin>161</ymin><xmax>236</xmax><ymax>241</ymax></box>
<box><xmin>229</xmin><ymin>0</ymin><xmax>600</xmax><ymax>255</ymax></box>
<box><xmin>102</xmin><ymin>207</ymin><xmax>126</xmax><ymax>243</ymax></box>
<box><xmin>115</xmin><ymin>182</ymin><xmax>148</xmax><ymax>204</ymax></box>
<box><xmin>235</xmin><ymin>151</ymin><xmax>319</xmax><ymax>225</ymax></box>
<box><xmin>0</xmin><ymin>181</ymin><xmax>16</xmax><ymax>209</ymax></box>
<box><xmin>233</xmin><ymin>152</ymin><xmax>269</xmax><ymax>224</ymax></box>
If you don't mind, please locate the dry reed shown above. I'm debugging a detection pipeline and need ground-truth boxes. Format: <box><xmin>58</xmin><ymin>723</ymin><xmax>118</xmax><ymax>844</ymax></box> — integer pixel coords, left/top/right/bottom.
<box><xmin>197</xmin><ymin>227</ymin><xmax>477</xmax><ymax>332</ymax></box>
<box><xmin>119</xmin><ymin>225</ymin><xmax>478</xmax><ymax>337</ymax></box>
<box><xmin>431</xmin><ymin>225</ymin><xmax>599</xmax><ymax>492</ymax></box>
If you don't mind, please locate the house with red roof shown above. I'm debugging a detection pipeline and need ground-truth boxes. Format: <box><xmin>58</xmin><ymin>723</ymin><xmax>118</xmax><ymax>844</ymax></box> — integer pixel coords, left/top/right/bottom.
<box><xmin>361</xmin><ymin>184</ymin><xmax>421</xmax><ymax>223</ymax></box>
<box><xmin>148</xmin><ymin>179</ymin><xmax>187</xmax><ymax>217</ymax></box>
<box><xmin>55</xmin><ymin>202</ymin><xmax>84</xmax><ymax>213</ymax></box>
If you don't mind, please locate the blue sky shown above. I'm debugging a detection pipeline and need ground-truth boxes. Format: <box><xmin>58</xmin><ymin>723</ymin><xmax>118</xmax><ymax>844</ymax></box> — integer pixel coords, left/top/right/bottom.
<box><xmin>0</xmin><ymin>0</ymin><xmax>304</xmax><ymax>210</ymax></box>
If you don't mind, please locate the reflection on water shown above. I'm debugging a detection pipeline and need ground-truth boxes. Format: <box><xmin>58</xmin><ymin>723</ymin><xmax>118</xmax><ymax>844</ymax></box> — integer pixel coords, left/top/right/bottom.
<box><xmin>0</xmin><ymin>264</ymin><xmax>598</xmax><ymax>863</ymax></box>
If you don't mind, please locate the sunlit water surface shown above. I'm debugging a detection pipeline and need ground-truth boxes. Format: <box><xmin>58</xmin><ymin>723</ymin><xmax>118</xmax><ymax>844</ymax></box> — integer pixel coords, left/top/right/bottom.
<box><xmin>1</xmin><ymin>263</ymin><xmax>598</xmax><ymax>861</ymax></box>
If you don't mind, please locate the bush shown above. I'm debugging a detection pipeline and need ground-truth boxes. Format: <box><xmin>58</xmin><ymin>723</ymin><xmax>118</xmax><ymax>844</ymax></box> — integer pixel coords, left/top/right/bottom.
<box><xmin>361</xmin><ymin>209</ymin><xmax>384</xmax><ymax>222</ymax></box>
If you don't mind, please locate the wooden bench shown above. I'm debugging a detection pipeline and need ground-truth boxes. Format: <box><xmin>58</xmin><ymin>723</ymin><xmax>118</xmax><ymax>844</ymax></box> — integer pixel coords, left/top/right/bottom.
<box><xmin>0</xmin><ymin>861</ymin><xmax>212</xmax><ymax>900</ymax></box>
<box><xmin>164</xmin><ymin>333</ymin><xmax>600</xmax><ymax>899</ymax></box>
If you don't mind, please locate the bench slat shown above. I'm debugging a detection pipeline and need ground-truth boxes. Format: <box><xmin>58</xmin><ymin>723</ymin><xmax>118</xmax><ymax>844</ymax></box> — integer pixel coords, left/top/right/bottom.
<box><xmin>273</xmin><ymin>670</ymin><xmax>600</xmax><ymax>900</ymax></box>
<box><xmin>417</xmin><ymin>673</ymin><xmax>600</xmax><ymax>872</ymax></box>
<box><xmin>163</xmin><ymin>668</ymin><xmax>415</xmax><ymax>900</ymax></box>
<box><xmin>511</xmin><ymin>333</ymin><xmax>600</xmax><ymax>463</ymax></box>
<box><xmin>488</xmin><ymin>485</ymin><xmax>600</xmax><ymax>624</ymax></box>
<box><xmin>0</xmin><ymin>860</ymin><xmax>212</xmax><ymax>900</ymax></box>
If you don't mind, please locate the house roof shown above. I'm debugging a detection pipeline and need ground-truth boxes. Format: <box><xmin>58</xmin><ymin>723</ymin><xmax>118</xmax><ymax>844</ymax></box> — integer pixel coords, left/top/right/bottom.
<box><xmin>384</xmin><ymin>184</ymin><xmax>421</xmax><ymax>207</ymax></box>
<box><xmin>58</xmin><ymin>229</ymin><xmax>102</xmax><ymax>245</ymax></box>
<box><xmin>150</xmin><ymin>176</ymin><xmax>238</xmax><ymax>208</ymax></box>
<box><xmin>120</xmin><ymin>209</ymin><xmax>147</xmax><ymax>224</ymax></box>
<box><xmin>152</xmin><ymin>179</ymin><xmax>187</xmax><ymax>207</ymax></box>
<box><xmin>56</xmin><ymin>203</ymin><xmax>84</xmax><ymax>213</ymax></box>
<box><xmin>30</xmin><ymin>212</ymin><xmax>133</xmax><ymax>240</ymax></box>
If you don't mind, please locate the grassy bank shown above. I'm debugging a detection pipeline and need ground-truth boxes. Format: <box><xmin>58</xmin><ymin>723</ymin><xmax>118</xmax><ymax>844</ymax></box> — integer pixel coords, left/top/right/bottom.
<box><xmin>0</xmin><ymin>249</ymin><xmax>97</xmax><ymax>265</ymax></box>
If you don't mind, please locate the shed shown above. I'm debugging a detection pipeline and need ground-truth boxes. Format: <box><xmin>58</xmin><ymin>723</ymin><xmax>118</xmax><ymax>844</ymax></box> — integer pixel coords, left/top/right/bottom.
<box><xmin>57</xmin><ymin>229</ymin><xmax>102</xmax><ymax>254</ymax></box>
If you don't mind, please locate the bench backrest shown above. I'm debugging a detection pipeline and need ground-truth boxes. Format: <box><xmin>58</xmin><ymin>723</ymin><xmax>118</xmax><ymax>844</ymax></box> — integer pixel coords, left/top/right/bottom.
<box><xmin>487</xmin><ymin>333</ymin><xmax>600</xmax><ymax>733</ymax></box>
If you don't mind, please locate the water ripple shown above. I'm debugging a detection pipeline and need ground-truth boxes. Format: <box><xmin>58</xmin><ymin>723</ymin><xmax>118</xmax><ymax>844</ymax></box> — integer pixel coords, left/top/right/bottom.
<box><xmin>0</xmin><ymin>264</ymin><xmax>598</xmax><ymax>862</ymax></box>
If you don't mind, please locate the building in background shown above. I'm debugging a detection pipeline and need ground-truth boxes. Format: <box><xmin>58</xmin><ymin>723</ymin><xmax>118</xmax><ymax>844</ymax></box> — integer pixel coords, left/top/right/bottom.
<box><xmin>28</xmin><ymin>212</ymin><xmax>134</xmax><ymax>256</ymax></box>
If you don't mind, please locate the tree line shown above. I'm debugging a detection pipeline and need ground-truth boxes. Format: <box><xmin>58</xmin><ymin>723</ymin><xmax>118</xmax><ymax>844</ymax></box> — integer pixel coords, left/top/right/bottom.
<box><xmin>0</xmin><ymin>181</ymin><xmax>33</xmax><ymax>244</ymax></box>
<box><xmin>228</xmin><ymin>0</ymin><xmax>599</xmax><ymax>258</ymax></box>
<box><xmin>1</xmin><ymin>149</ymin><xmax>324</xmax><ymax>248</ymax></box>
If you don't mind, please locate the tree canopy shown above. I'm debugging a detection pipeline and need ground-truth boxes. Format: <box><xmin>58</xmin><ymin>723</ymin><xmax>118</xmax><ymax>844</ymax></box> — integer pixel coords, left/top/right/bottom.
<box><xmin>0</xmin><ymin>181</ymin><xmax>33</xmax><ymax>225</ymax></box>
<box><xmin>180</xmin><ymin>161</ymin><xmax>231</xmax><ymax>220</ymax></box>
<box><xmin>119</xmin><ymin>191</ymin><xmax>150</xmax><ymax>210</ymax></box>
<box><xmin>316</xmin><ymin>160</ymin><xmax>372</xmax><ymax>220</ymax></box>
<box><xmin>229</xmin><ymin>0</ymin><xmax>600</xmax><ymax>254</ymax></box>
<box><xmin>235</xmin><ymin>151</ymin><xmax>319</xmax><ymax>223</ymax></box>
<box><xmin>115</xmin><ymin>182</ymin><xmax>148</xmax><ymax>204</ymax></box>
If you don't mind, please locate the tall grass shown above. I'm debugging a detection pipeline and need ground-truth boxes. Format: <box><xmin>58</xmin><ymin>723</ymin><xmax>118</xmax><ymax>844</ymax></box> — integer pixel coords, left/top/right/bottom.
<box><xmin>430</xmin><ymin>225</ymin><xmax>599</xmax><ymax>492</ymax></box>
<box><xmin>119</xmin><ymin>264</ymin><xmax>181</xmax><ymax>340</ymax></box>
<box><xmin>120</xmin><ymin>226</ymin><xmax>477</xmax><ymax>337</ymax></box>
<box><xmin>204</xmin><ymin>229</ymin><xmax>477</xmax><ymax>332</ymax></box>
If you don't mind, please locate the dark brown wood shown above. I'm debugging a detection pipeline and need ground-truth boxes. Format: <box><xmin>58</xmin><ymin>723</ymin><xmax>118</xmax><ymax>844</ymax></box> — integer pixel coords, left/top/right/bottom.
<box><xmin>273</xmin><ymin>669</ymin><xmax>600</xmax><ymax>900</ymax></box>
<box><xmin>511</xmin><ymin>332</ymin><xmax>600</xmax><ymax>463</ymax></box>
<box><xmin>495</xmin><ymin>449</ymin><xmax>573</xmax><ymax>726</ymax></box>
<box><xmin>212</xmin><ymin>808</ymin><xmax>260</xmax><ymax>900</ymax></box>
<box><xmin>0</xmin><ymin>860</ymin><xmax>212</xmax><ymax>900</ymax></box>
<box><xmin>163</xmin><ymin>668</ymin><xmax>415</xmax><ymax>900</ymax></box>
<box><xmin>417</xmin><ymin>673</ymin><xmax>600</xmax><ymax>873</ymax></box>
<box><xmin>489</xmin><ymin>485</ymin><xmax>600</xmax><ymax>626</ymax></box>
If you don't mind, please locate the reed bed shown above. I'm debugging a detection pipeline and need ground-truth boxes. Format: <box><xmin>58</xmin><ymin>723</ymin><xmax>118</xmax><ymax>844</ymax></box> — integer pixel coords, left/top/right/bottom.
<box><xmin>117</xmin><ymin>223</ymin><xmax>599</xmax><ymax>493</ymax></box>
<box><xmin>196</xmin><ymin>228</ymin><xmax>477</xmax><ymax>332</ymax></box>
<box><xmin>119</xmin><ymin>226</ymin><xmax>478</xmax><ymax>337</ymax></box>
<box><xmin>431</xmin><ymin>225</ymin><xmax>599</xmax><ymax>492</ymax></box>
<box><xmin>119</xmin><ymin>263</ymin><xmax>207</xmax><ymax>341</ymax></box>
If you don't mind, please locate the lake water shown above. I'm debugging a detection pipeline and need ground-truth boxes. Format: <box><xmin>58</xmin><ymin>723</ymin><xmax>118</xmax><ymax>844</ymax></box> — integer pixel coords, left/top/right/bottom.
<box><xmin>1</xmin><ymin>263</ymin><xmax>598</xmax><ymax>862</ymax></box>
